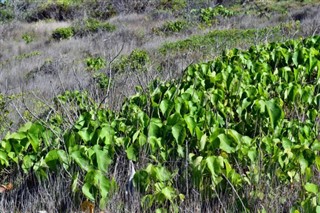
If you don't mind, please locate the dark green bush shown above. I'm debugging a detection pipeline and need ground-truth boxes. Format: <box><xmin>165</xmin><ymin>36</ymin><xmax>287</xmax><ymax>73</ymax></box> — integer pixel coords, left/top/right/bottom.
<box><xmin>191</xmin><ymin>5</ymin><xmax>235</xmax><ymax>25</ymax></box>
<box><xmin>153</xmin><ymin>20</ymin><xmax>188</xmax><ymax>35</ymax></box>
<box><xmin>84</xmin><ymin>18</ymin><xmax>116</xmax><ymax>32</ymax></box>
<box><xmin>112</xmin><ymin>49</ymin><xmax>150</xmax><ymax>73</ymax></box>
<box><xmin>73</xmin><ymin>18</ymin><xmax>116</xmax><ymax>37</ymax></box>
<box><xmin>0</xmin><ymin>5</ymin><xmax>14</xmax><ymax>22</ymax></box>
<box><xmin>93</xmin><ymin>72</ymin><xmax>111</xmax><ymax>90</ymax></box>
<box><xmin>52</xmin><ymin>27</ymin><xmax>74</xmax><ymax>40</ymax></box>
<box><xmin>22</xmin><ymin>33</ymin><xmax>34</xmax><ymax>44</ymax></box>
<box><xmin>86</xmin><ymin>56</ymin><xmax>106</xmax><ymax>71</ymax></box>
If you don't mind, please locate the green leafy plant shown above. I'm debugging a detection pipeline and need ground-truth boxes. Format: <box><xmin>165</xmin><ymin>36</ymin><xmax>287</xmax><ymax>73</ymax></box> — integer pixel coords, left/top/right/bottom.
<box><xmin>112</xmin><ymin>49</ymin><xmax>150</xmax><ymax>73</ymax></box>
<box><xmin>1</xmin><ymin>35</ymin><xmax>320</xmax><ymax>212</ymax></box>
<box><xmin>52</xmin><ymin>27</ymin><xmax>74</xmax><ymax>40</ymax></box>
<box><xmin>22</xmin><ymin>33</ymin><xmax>34</xmax><ymax>44</ymax></box>
<box><xmin>153</xmin><ymin>20</ymin><xmax>188</xmax><ymax>35</ymax></box>
<box><xmin>191</xmin><ymin>5</ymin><xmax>235</xmax><ymax>25</ymax></box>
<box><xmin>73</xmin><ymin>18</ymin><xmax>116</xmax><ymax>37</ymax></box>
<box><xmin>86</xmin><ymin>56</ymin><xmax>106</xmax><ymax>71</ymax></box>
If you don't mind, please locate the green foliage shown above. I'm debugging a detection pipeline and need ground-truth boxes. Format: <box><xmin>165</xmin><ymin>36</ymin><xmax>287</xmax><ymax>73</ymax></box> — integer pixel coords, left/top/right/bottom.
<box><xmin>22</xmin><ymin>33</ymin><xmax>34</xmax><ymax>44</ymax></box>
<box><xmin>191</xmin><ymin>5</ymin><xmax>235</xmax><ymax>25</ymax></box>
<box><xmin>83</xmin><ymin>18</ymin><xmax>116</xmax><ymax>33</ymax></box>
<box><xmin>86</xmin><ymin>56</ymin><xmax>106</xmax><ymax>71</ymax></box>
<box><xmin>73</xmin><ymin>18</ymin><xmax>116</xmax><ymax>37</ymax></box>
<box><xmin>52</xmin><ymin>19</ymin><xmax>116</xmax><ymax>40</ymax></box>
<box><xmin>112</xmin><ymin>49</ymin><xmax>150</xmax><ymax>73</ymax></box>
<box><xmin>93</xmin><ymin>72</ymin><xmax>111</xmax><ymax>90</ymax></box>
<box><xmin>158</xmin><ymin>0</ymin><xmax>187</xmax><ymax>11</ymax></box>
<box><xmin>1</xmin><ymin>36</ymin><xmax>320</xmax><ymax>211</ymax></box>
<box><xmin>15</xmin><ymin>51</ymin><xmax>41</xmax><ymax>60</ymax></box>
<box><xmin>159</xmin><ymin>21</ymin><xmax>301</xmax><ymax>55</ymax></box>
<box><xmin>52</xmin><ymin>27</ymin><xmax>74</xmax><ymax>40</ymax></box>
<box><xmin>0</xmin><ymin>6</ymin><xmax>13</xmax><ymax>22</ymax></box>
<box><xmin>153</xmin><ymin>20</ymin><xmax>188</xmax><ymax>35</ymax></box>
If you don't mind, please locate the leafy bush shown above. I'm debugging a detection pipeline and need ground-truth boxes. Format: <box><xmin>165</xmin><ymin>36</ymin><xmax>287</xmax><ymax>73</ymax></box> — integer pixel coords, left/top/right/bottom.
<box><xmin>52</xmin><ymin>27</ymin><xmax>74</xmax><ymax>40</ymax></box>
<box><xmin>93</xmin><ymin>72</ymin><xmax>111</xmax><ymax>90</ymax></box>
<box><xmin>159</xmin><ymin>21</ymin><xmax>301</xmax><ymax>55</ymax></box>
<box><xmin>112</xmin><ymin>49</ymin><xmax>150</xmax><ymax>73</ymax></box>
<box><xmin>191</xmin><ymin>5</ymin><xmax>235</xmax><ymax>25</ymax></box>
<box><xmin>73</xmin><ymin>18</ymin><xmax>116</xmax><ymax>37</ymax></box>
<box><xmin>1</xmin><ymin>36</ymin><xmax>320</xmax><ymax>211</ymax></box>
<box><xmin>22</xmin><ymin>33</ymin><xmax>34</xmax><ymax>44</ymax></box>
<box><xmin>52</xmin><ymin>19</ymin><xmax>116</xmax><ymax>40</ymax></box>
<box><xmin>86</xmin><ymin>56</ymin><xmax>106</xmax><ymax>71</ymax></box>
<box><xmin>153</xmin><ymin>20</ymin><xmax>188</xmax><ymax>35</ymax></box>
<box><xmin>0</xmin><ymin>7</ymin><xmax>14</xmax><ymax>22</ymax></box>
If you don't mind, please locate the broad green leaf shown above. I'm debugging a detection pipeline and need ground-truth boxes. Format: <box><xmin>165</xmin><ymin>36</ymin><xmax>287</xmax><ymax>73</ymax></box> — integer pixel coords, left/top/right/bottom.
<box><xmin>218</xmin><ymin>134</ymin><xmax>235</xmax><ymax>153</ymax></box>
<box><xmin>0</xmin><ymin>150</ymin><xmax>9</xmax><ymax>166</ymax></box>
<box><xmin>22</xmin><ymin>155</ymin><xmax>35</xmax><ymax>172</ymax></box>
<box><xmin>199</xmin><ymin>133</ymin><xmax>207</xmax><ymax>151</ymax></box>
<box><xmin>126</xmin><ymin>144</ymin><xmax>137</xmax><ymax>161</ymax></box>
<box><xmin>71</xmin><ymin>150</ymin><xmax>92</xmax><ymax>171</ymax></box>
<box><xmin>94</xmin><ymin>145</ymin><xmax>112</xmax><ymax>173</ymax></box>
<box><xmin>57</xmin><ymin>150</ymin><xmax>69</xmax><ymax>168</ymax></box>
<box><xmin>139</xmin><ymin>133</ymin><xmax>147</xmax><ymax>146</ymax></box>
<box><xmin>82</xmin><ymin>182</ymin><xmax>95</xmax><ymax>201</ymax></box>
<box><xmin>161</xmin><ymin>186</ymin><xmax>175</xmax><ymax>201</ymax></box>
<box><xmin>160</xmin><ymin>99</ymin><xmax>174</xmax><ymax>118</ymax></box>
<box><xmin>292</xmin><ymin>50</ymin><xmax>299</xmax><ymax>66</ymax></box>
<box><xmin>28</xmin><ymin>123</ymin><xmax>42</xmax><ymax>152</ymax></box>
<box><xmin>177</xmin><ymin>144</ymin><xmax>184</xmax><ymax>157</ymax></box>
<box><xmin>78</xmin><ymin>128</ymin><xmax>93</xmax><ymax>143</ymax></box>
<box><xmin>298</xmin><ymin>154</ymin><xmax>308</xmax><ymax>174</ymax></box>
<box><xmin>311</xmin><ymin>140</ymin><xmax>320</xmax><ymax>151</ymax></box>
<box><xmin>265</xmin><ymin>99</ymin><xmax>283</xmax><ymax>130</ymax></box>
<box><xmin>305</xmin><ymin>182</ymin><xmax>319</xmax><ymax>194</ymax></box>
<box><xmin>206</xmin><ymin>156</ymin><xmax>224</xmax><ymax>175</ymax></box>
<box><xmin>155</xmin><ymin>166</ymin><xmax>171</xmax><ymax>182</ymax></box>
<box><xmin>148</xmin><ymin>118</ymin><xmax>162</xmax><ymax>137</ymax></box>
<box><xmin>7</xmin><ymin>132</ymin><xmax>26</xmax><ymax>140</ymax></box>
<box><xmin>45</xmin><ymin>150</ymin><xmax>60</xmax><ymax>170</ymax></box>
<box><xmin>184</xmin><ymin>115</ymin><xmax>196</xmax><ymax>135</ymax></box>
<box><xmin>172</xmin><ymin>124</ymin><xmax>186</xmax><ymax>144</ymax></box>
<box><xmin>99</xmin><ymin>125</ymin><xmax>114</xmax><ymax>145</ymax></box>
<box><xmin>94</xmin><ymin>171</ymin><xmax>111</xmax><ymax>208</ymax></box>
<box><xmin>132</xmin><ymin>130</ymin><xmax>140</xmax><ymax>143</ymax></box>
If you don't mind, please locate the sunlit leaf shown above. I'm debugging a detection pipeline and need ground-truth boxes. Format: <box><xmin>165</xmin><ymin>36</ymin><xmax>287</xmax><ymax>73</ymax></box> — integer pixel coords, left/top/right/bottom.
<box><xmin>305</xmin><ymin>182</ymin><xmax>319</xmax><ymax>194</ymax></box>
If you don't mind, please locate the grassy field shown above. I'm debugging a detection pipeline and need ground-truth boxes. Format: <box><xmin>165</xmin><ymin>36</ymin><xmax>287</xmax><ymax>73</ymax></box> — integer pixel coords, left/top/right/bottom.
<box><xmin>0</xmin><ymin>0</ymin><xmax>320</xmax><ymax>212</ymax></box>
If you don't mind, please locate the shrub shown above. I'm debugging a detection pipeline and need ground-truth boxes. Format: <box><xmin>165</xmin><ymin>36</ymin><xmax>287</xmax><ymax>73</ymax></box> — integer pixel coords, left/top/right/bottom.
<box><xmin>52</xmin><ymin>27</ymin><xmax>74</xmax><ymax>40</ymax></box>
<box><xmin>153</xmin><ymin>20</ymin><xmax>188</xmax><ymax>35</ymax></box>
<box><xmin>22</xmin><ymin>33</ymin><xmax>34</xmax><ymax>44</ymax></box>
<box><xmin>191</xmin><ymin>5</ymin><xmax>235</xmax><ymax>25</ymax></box>
<box><xmin>112</xmin><ymin>49</ymin><xmax>150</xmax><ymax>73</ymax></box>
<box><xmin>73</xmin><ymin>18</ymin><xmax>116</xmax><ymax>37</ymax></box>
<box><xmin>84</xmin><ymin>18</ymin><xmax>116</xmax><ymax>32</ymax></box>
<box><xmin>93</xmin><ymin>72</ymin><xmax>111</xmax><ymax>90</ymax></box>
<box><xmin>86</xmin><ymin>56</ymin><xmax>106</xmax><ymax>71</ymax></box>
<box><xmin>0</xmin><ymin>7</ymin><xmax>14</xmax><ymax>22</ymax></box>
